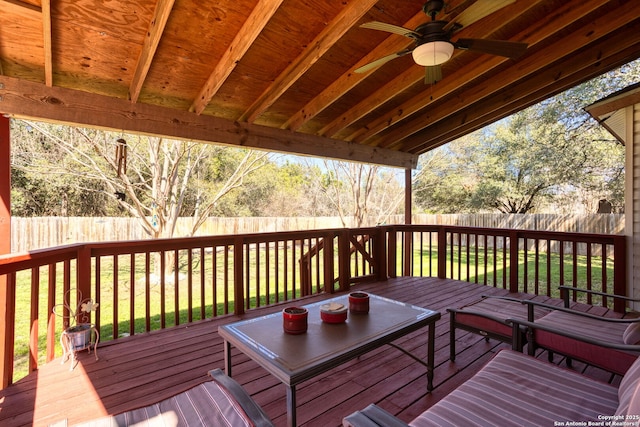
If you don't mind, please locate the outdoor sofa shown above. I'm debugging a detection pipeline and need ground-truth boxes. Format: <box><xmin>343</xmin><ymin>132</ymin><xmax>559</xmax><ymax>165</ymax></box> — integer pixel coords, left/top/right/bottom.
<box><xmin>343</xmin><ymin>348</ymin><xmax>640</xmax><ymax>427</ymax></box>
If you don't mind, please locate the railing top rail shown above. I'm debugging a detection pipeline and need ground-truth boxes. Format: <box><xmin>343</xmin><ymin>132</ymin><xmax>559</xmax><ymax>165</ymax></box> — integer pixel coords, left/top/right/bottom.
<box><xmin>386</xmin><ymin>224</ymin><xmax>624</xmax><ymax>242</ymax></box>
<box><xmin>0</xmin><ymin>244</ymin><xmax>82</xmax><ymax>274</ymax></box>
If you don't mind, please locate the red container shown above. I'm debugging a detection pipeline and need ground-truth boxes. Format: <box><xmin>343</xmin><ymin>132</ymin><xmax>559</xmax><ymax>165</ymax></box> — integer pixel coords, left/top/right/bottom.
<box><xmin>320</xmin><ymin>302</ymin><xmax>348</xmax><ymax>323</ymax></box>
<box><xmin>283</xmin><ymin>307</ymin><xmax>308</xmax><ymax>334</ymax></box>
<box><xmin>349</xmin><ymin>292</ymin><xmax>370</xmax><ymax>314</ymax></box>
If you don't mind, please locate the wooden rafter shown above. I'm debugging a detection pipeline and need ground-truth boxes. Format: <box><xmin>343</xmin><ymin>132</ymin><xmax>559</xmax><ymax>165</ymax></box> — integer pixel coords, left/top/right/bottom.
<box><xmin>240</xmin><ymin>0</ymin><xmax>378</xmax><ymax>123</ymax></box>
<box><xmin>129</xmin><ymin>0</ymin><xmax>176</xmax><ymax>103</ymax></box>
<box><xmin>405</xmin><ymin>39</ymin><xmax>640</xmax><ymax>153</ymax></box>
<box><xmin>318</xmin><ymin>0</ymin><xmax>539</xmax><ymax>140</ymax></box>
<box><xmin>41</xmin><ymin>0</ymin><xmax>52</xmax><ymax>87</ymax></box>
<box><xmin>282</xmin><ymin>9</ymin><xmax>427</xmax><ymax>131</ymax></box>
<box><xmin>190</xmin><ymin>0</ymin><xmax>284</xmax><ymax>115</ymax></box>
<box><xmin>386</xmin><ymin>0</ymin><xmax>640</xmax><ymax>151</ymax></box>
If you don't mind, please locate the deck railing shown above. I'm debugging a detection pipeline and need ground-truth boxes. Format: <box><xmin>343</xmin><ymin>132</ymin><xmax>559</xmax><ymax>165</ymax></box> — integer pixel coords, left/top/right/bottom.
<box><xmin>0</xmin><ymin>224</ymin><xmax>626</xmax><ymax>388</ymax></box>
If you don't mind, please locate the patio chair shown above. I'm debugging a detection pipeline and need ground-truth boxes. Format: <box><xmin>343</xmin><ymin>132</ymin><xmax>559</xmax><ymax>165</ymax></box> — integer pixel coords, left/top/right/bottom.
<box><xmin>510</xmin><ymin>286</ymin><xmax>640</xmax><ymax>376</ymax></box>
<box><xmin>57</xmin><ymin>369</ymin><xmax>274</xmax><ymax>427</ymax></box>
<box><xmin>447</xmin><ymin>295</ymin><xmax>550</xmax><ymax>361</ymax></box>
<box><xmin>344</xmin><ymin>349</ymin><xmax>639</xmax><ymax>427</ymax></box>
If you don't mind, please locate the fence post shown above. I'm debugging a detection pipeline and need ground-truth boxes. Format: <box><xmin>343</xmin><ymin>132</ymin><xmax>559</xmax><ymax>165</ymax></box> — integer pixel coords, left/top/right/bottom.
<box><xmin>509</xmin><ymin>231</ymin><xmax>519</xmax><ymax>293</ymax></box>
<box><xmin>233</xmin><ymin>236</ymin><xmax>245</xmax><ymax>315</ymax></box>
<box><xmin>613</xmin><ymin>235</ymin><xmax>627</xmax><ymax>313</ymax></box>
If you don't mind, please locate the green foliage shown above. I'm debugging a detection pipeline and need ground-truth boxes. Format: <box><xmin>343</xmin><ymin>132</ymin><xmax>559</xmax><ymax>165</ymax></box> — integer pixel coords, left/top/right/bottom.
<box><xmin>414</xmin><ymin>60</ymin><xmax>639</xmax><ymax>214</ymax></box>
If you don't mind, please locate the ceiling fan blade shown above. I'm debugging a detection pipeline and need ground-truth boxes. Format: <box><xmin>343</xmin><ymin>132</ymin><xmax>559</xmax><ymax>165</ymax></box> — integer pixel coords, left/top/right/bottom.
<box><xmin>425</xmin><ymin>65</ymin><xmax>442</xmax><ymax>85</ymax></box>
<box><xmin>443</xmin><ymin>0</ymin><xmax>516</xmax><ymax>31</ymax></box>
<box><xmin>360</xmin><ymin>21</ymin><xmax>420</xmax><ymax>39</ymax></box>
<box><xmin>355</xmin><ymin>49</ymin><xmax>413</xmax><ymax>74</ymax></box>
<box><xmin>456</xmin><ymin>38</ymin><xmax>528</xmax><ymax>58</ymax></box>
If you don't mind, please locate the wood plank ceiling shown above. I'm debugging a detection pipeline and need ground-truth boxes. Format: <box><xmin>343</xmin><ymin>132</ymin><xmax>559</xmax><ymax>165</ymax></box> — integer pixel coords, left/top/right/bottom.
<box><xmin>0</xmin><ymin>0</ymin><xmax>639</xmax><ymax>168</ymax></box>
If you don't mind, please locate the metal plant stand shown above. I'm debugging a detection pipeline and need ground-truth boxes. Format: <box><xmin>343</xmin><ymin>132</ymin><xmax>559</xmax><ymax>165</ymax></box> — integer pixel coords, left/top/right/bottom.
<box><xmin>60</xmin><ymin>323</ymin><xmax>99</xmax><ymax>371</ymax></box>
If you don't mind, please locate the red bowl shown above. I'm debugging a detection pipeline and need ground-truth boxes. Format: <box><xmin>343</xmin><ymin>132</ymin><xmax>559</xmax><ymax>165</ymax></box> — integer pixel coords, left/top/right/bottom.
<box><xmin>320</xmin><ymin>302</ymin><xmax>348</xmax><ymax>323</ymax></box>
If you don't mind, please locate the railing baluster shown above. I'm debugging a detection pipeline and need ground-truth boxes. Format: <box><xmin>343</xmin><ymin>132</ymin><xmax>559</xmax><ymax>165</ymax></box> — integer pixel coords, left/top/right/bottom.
<box><xmin>187</xmin><ymin>248</ymin><xmax>193</xmax><ymax>323</ymax></box>
<box><xmin>46</xmin><ymin>264</ymin><xmax>56</xmax><ymax>362</ymax></box>
<box><xmin>29</xmin><ymin>267</ymin><xmax>39</xmax><ymax>372</ymax></box>
<box><xmin>145</xmin><ymin>252</ymin><xmax>151</xmax><ymax>332</ymax></box>
<box><xmin>113</xmin><ymin>255</ymin><xmax>119</xmax><ymax>339</ymax></box>
<box><xmin>129</xmin><ymin>253</ymin><xmax>135</xmax><ymax>336</ymax></box>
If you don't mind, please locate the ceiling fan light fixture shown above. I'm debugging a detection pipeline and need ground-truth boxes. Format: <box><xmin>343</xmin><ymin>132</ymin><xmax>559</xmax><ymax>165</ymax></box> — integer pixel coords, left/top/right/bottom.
<box><xmin>412</xmin><ymin>41</ymin><xmax>454</xmax><ymax>66</ymax></box>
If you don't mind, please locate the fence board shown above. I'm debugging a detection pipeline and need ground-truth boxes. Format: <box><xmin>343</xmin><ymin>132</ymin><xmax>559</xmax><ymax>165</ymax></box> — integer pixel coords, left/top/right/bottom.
<box><xmin>11</xmin><ymin>214</ymin><xmax>624</xmax><ymax>253</ymax></box>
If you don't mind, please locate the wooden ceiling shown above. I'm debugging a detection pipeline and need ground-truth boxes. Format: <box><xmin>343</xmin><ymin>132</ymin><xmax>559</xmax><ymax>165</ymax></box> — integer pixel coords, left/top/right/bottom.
<box><xmin>1</xmin><ymin>0</ymin><xmax>639</xmax><ymax>168</ymax></box>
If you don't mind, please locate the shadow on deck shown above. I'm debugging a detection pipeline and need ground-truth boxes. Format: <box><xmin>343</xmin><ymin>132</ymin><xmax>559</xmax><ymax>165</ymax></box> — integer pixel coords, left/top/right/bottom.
<box><xmin>0</xmin><ymin>277</ymin><xmax>625</xmax><ymax>427</ymax></box>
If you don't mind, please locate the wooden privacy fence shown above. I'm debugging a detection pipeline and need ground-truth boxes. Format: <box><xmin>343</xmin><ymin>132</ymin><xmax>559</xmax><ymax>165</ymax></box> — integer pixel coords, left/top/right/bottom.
<box><xmin>0</xmin><ymin>223</ymin><xmax>626</xmax><ymax>387</ymax></box>
<box><xmin>10</xmin><ymin>214</ymin><xmax>624</xmax><ymax>252</ymax></box>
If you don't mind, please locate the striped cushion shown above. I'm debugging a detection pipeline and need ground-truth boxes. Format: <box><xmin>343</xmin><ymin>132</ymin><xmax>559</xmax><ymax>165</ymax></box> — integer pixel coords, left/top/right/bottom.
<box><xmin>72</xmin><ymin>379</ymin><xmax>267</xmax><ymax>427</ymax></box>
<box><xmin>534</xmin><ymin>311</ymin><xmax>637</xmax><ymax>375</ymax></box>
<box><xmin>617</xmin><ymin>355</ymin><xmax>640</xmax><ymax>416</ymax></box>
<box><xmin>624</xmin><ymin>323</ymin><xmax>640</xmax><ymax>345</ymax></box>
<box><xmin>409</xmin><ymin>350</ymin><xmax>619</xmax><ymax>427</ymax></box>
<box><xmin>454</xmin><ymin>297</ymin><xmax>548</xmax><ymax>338</ymax></box>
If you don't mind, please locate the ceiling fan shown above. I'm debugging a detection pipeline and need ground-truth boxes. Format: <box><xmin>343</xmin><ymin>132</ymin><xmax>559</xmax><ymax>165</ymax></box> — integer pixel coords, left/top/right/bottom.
<box><xmin>355</xmin><ymin>0</ymin><xmax>528</xmax><ymax>83</ymax></box>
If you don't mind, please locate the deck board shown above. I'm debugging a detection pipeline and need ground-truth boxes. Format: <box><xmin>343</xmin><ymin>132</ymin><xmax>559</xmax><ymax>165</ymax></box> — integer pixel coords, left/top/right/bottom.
<box><xmin>0</xmin><ymin>277</ymin><xmax>628</xmax><ymax>426</ymax></box>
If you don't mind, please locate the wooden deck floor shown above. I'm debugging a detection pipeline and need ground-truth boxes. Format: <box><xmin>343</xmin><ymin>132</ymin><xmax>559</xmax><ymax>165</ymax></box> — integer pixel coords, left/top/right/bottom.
<box><xmin>0</xmin><ymin>277</ymin><xmax>626</xmax><ymax>427</ymax></box>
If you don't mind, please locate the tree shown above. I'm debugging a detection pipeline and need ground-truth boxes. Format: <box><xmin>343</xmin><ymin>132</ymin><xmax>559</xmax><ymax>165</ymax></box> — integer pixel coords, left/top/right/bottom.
<box><xmin>319</xmin><ymin>161</ymin><xmax>405</xmax><ymax>227</ymax></box>
<box><xmin>12</xmin><ymin>121</ymin><xmax>270</xmax><ymax>239</ymax></box>
<box><xmin>413</xmin><ymin>60</ymin><xmax>639</xmax><ymax>214</ymax></box>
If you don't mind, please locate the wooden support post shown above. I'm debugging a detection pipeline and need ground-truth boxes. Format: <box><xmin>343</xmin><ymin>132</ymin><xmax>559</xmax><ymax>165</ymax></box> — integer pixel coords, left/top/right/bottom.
<box><xmin>403</xmin><ymin>169</ymin><xmax>413</xmax><ymax>276</ymax></box>
<box><xmin>0</xmin><ymin>115</ymin><xmax>13</xmax><ymax>388</ymax></box>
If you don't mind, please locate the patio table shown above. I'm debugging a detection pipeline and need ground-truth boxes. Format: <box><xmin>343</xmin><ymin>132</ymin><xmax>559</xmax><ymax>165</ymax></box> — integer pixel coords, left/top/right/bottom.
<box><xmin>218</xmin><ymin>293</ymin><xmax>440</xmax><ymax>426</ymax></box>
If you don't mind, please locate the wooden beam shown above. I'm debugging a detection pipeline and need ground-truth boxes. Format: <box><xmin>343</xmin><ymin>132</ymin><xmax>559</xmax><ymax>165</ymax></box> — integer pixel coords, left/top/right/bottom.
<box><xmin>129</xmin><ymin>0</ymin><xmax>176</xmax><ymax>103</ymax></box>
<box><xmin>190</xmin><ymin>0</ymin><xmax>284</xmax><ymax>115</ymax></box>
<box><xmin>240</xmin><ymin>0</ymin><xmax>378</xmax><ymax>123</ymax></box>
<box><xmin>0</xmin><ymin>76</ymin><xmax>417</xmax><ymax>168</ymax></box>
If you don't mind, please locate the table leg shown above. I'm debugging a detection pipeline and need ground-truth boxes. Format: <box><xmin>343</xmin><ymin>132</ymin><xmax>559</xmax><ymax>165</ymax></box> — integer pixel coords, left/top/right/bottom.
<box><xmin>427</xmin><ymin>322</ymin><xmax>435</xmax><ymax>391</ymax></box>
<box><xmin>224</xmin><ymin>340</ymin><xmax>232</xmax><ymax>377</ymax></box>
<box><xmin>286</xmin><ymin>384</ymin><xmax>297</xmax><ymax>427</ymax></box>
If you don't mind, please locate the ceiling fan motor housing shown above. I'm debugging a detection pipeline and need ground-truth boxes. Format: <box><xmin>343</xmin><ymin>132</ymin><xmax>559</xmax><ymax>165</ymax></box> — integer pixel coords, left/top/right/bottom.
<box><xmin>423</xmin><ymin>0</ymin><xmax>445</xmax><ymax>19</ymax></box>
<box><xmin>412</xmin><ymin>21</ymin><xmax>455</xmax><ymax>66</ymax></box>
